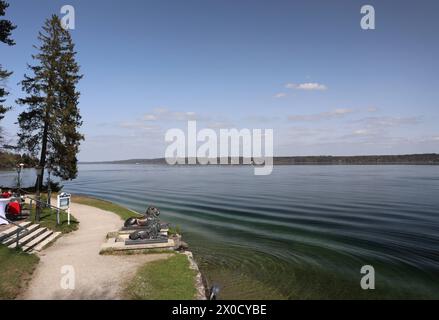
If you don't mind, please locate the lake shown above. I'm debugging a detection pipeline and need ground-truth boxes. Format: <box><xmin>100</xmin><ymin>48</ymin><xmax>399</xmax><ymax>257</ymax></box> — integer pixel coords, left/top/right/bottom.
<box><xmin>1</xmin><ymin>164</ymin><xmax>439</xmax><ymax>299</ymax></box>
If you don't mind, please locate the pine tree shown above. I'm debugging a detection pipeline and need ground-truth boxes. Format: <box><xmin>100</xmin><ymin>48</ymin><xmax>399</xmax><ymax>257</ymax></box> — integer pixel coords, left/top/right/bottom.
<box><xmin>17</xmin><ymin>15</ymin><xmax>83</xmax><ymax>188</ymax></box>
<box><xmin>0</xmin><ymin>0</ymin><xmax>16</xmax><ymax>138</ymax></box>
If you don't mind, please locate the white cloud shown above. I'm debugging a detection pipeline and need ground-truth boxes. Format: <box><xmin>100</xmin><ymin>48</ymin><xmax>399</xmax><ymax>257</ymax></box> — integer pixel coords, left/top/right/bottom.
<box><xmin>245</xmin><ymin>115</ymin><xmax>279</xmax><ymax>123</ymax></box>
<box><xmin>288</xmin><ymin>108</ymin><xmax>354</xmax><ymax>122</ymax></box>
<box><xmin>339</xmin><ymin>116</ymin><xmax>423</xmax><ymax>143</ymax></box>
<box><xmin>154</xmin><ymin>107</ymin><xmax>169</xmax><ymax>114</ymax></box>
<box><xmin>353</xmin><ymin>129</ymin><xmax>369</xmax><ymax>136</ymax></box>
<box><xmin>206</xmin><ymin>121</ymin><xmax>235</xmax><ymax>129</ymax></box>
<box><xmin>352</xmin><ymin>116</ymin><xmax>421</xmax><ymax>128</ymax></box>
<box><xmin>142</xmin><ymin>108</ymin><xmax>207</xmax><ymax>122</ymax></box>
<box><xmin>143</xmin><ymin>114</ymin><xmax>158</xmax><ymax>121</ymax></box>
<box><xmin>332</xmin><ymin>108</ymin><xmax>353</xmax><ymax>115</ymax></box>
<box><xmin>119</xmin><ymin>121</ymin><xmax>161</xmax><ymax>131</ymax></box>
<box><xmin>273</xmin><ymin>92</ymin><xmax>287</xmax><ymax>98</ymax></box>
<box><xmin>366</xmin><ymin>107</ymin><xmax>379</xmax><ymax>113</ymax></box>
<box><xmin>170</xmin><ymin>111</ymin><xmax>199</xmax><ymax>121</ymax></box>
<box><xmin>285</xmin><ymin>82</ymin><xmax>328</xmax><ymax>91</ymax></box>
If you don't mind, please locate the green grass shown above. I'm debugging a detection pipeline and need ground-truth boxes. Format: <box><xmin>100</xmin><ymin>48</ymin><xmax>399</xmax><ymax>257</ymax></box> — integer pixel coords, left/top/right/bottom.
<box><xmin>72</xmin><ymin>195</ymin><xmax>140</xmax><ymax>220</ymax></box>
<box><xmin>0</xmin><ymin>246</ymin><xmax>39</xmax><ymax>299</ymax></box>
<box><xmin>30</xmin><ymin>206</ymin><xmax>79</xmax><ymax>234</ymax></box>
<box><xmin>125</xmin><ymin>254</ymin><xmax>197</xmax><ymax>300</ymax></box>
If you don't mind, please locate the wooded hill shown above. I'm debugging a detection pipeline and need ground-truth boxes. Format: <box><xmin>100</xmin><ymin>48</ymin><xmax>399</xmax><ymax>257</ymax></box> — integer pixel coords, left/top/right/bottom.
<box><xmin>81</xmin><ymin>153</ymin><xmax>439</xmax><ymax>165</ymax></box>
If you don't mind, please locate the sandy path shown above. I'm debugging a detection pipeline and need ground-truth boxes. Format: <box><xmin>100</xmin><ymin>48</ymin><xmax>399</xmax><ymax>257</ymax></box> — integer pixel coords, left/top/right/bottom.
<box><xmin>21</xmin><ymin>202</ymin><xmax>170</xmax><ymax>300</ymax></box>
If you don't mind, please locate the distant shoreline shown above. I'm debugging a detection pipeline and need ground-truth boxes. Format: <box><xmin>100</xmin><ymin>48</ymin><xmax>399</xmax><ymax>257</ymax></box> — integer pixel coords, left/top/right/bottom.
<box><xmin>79</xmin><ymin>153</ymin><xmax>439</xmax><ymax>165</ymax></box>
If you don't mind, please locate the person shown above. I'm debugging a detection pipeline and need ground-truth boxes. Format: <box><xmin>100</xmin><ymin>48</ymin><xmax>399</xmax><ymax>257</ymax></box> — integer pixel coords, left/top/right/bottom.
<box><xmin>1</xmin><ymin>189</ymin><xmax>12</xmax><ymax>198</ymax></box>
<box><xmin>6</xmin><ymin>200</ymin><xmax>21</xmax><ymax>218</ymax></box>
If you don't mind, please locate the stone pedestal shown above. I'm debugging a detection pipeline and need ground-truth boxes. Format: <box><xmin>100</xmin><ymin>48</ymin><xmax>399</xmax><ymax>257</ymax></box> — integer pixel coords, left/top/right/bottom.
<box><xmin>100</xmin><ymin>228</ymin><xmax>182</xmax><ymax>254</ymax></box>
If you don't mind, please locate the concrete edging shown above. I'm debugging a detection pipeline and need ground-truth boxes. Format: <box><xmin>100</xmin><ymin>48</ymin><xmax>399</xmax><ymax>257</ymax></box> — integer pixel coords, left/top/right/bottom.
<box><xmin>182</xmin><ymin>251</ymin><xmax>207</xmax><ymax>300</ymax></box>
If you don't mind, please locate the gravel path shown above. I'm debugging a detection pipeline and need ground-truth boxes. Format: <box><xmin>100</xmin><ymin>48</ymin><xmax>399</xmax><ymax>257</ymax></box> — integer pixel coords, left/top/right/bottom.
<box><xmin>21</xmin><ymin>202</ymin><xmax>171</xmax><ymax>300</ymax></box>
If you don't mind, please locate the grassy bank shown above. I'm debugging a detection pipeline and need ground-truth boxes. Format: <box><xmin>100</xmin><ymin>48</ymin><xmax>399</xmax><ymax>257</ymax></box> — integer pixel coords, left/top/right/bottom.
<box><xmin>30</xmin><ymin>206</ymin><xmax>79</xmax><ymax>234</ymax></box>
<box><xmin>125</xmin><ymin>253</ymin><xmax>197</xmax><ymax>300</ymax></box>
<box><xmin>0</xmin><ymin>246</ymin><xmax>39</xmax><ymax>299</ymax></box>
<box><xmin>72</xmin><ymin>195</ymin><xmax>140</xmax><ymax>220</ymax></box>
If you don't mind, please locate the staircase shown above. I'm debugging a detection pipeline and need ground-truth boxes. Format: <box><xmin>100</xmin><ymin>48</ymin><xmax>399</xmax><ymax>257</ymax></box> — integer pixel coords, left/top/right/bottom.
<box><xmin>0</xmin><ymin>221</ymin><xmax>61</xmax><ymax>253</ymax></box>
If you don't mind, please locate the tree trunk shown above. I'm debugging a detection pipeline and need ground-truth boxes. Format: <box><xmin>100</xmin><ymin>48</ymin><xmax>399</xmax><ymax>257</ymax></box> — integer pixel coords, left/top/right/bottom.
<box><xmin>35</xmin><ymin>109</ymin><xmax>49</xmax><ymax>190</ymax></box>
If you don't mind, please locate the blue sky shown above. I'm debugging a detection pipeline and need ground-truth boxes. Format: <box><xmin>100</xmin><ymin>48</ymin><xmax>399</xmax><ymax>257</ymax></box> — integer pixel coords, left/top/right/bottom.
<box><xmin>1</xmin><ymin>0</ymin><xmax>438</xmax><ymax>161</ymax></box>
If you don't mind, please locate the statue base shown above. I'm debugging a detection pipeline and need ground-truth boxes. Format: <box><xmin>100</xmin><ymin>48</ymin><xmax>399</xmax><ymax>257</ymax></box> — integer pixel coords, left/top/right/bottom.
<box><xmin>100</xmin><ymin>227</ymin><xmax>181</xmax><ymax>254</ymax></box>
<box><xmin>125</xmin><ymin>237</ymin><xmax>169</xmax><ymax>246</ymax></box>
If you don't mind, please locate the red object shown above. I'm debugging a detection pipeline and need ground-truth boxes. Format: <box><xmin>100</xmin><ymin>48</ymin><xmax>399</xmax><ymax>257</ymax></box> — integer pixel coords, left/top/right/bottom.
<box><xmin>6</xmin><ymin>202</ymin><xmax>21</xmax><ymax>216</ymax></box>
<box><xmin>1</xmin><ymin>192</ymin><xmax>12</xmax><ymax>198</ymax></box>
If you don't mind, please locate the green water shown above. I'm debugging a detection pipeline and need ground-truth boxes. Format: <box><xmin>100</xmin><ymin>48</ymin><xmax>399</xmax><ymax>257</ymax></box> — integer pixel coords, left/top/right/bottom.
<box><xmin>2</xmin><ymin>164</ymin><xmax>439</xmax><ymax>299</ymax></box>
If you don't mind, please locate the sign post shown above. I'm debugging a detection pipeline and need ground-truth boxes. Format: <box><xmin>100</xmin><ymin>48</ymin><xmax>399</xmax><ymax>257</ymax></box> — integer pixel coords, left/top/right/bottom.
<box><xmin>57</xmin><ymin>192</ymin><xmax>72</xmax><ymax>225</ymax></box>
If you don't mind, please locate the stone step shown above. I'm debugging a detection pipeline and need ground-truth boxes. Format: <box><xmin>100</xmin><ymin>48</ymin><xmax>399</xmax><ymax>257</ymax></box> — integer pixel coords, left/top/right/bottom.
<box><xmin>6</xmin><ymin>226</ymin><xmax>46</xmax><ymax>249</ymax></box>
<box><xmin>21</xmin><ymin>229</ymin><xmax>54</xmax><ymax>252</ymax></box>
<box><xmin>31</xmin><ymin>232</ymin><xmax>61</xmax><ymax>253</ymax></box>
<box><xmin>1</xmin><ymin>224</ymin><xmax>39</xmax><ymax>246</ymax></box>
<box><xmin>0</xmin><ymin>221</ymin><xmax>32</xmax><ymax>242</ymax></box>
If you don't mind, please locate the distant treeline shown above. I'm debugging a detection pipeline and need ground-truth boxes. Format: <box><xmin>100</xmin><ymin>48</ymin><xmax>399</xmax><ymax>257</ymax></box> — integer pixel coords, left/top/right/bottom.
<box><xmin>273</xmin><ymin>154</ymin><xmax>439</xmax><ymax>165</ymax></box>
<box><xmin>0</xmin><ymin>151</ymin><xmax>38</xmax><ymax>170</ymax></box>
<box><xmin>81</xmin><ymin>153</ymin><xmax>439</xmax><ymax>165</ymax></box>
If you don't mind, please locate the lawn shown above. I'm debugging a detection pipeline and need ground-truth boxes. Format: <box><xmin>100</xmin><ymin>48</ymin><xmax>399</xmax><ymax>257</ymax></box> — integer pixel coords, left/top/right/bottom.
<box><xmin>72</xmin><ymin>195</ymin><xmax>141</xmax><ymax>220</ymax></box>
<box><xmin>125</xmin><ymin>253</ymin><xmax>197</xmax><ymax>300</ymax></box>
<box><xmin>0</xmin><ymin>246</ymin><xmax>39</xmax><ymax>299</ymax></box>
<box><xmin>29</xmin><ymin>206</ymin><xmax>79</xmax><ymax>234</ymax></box>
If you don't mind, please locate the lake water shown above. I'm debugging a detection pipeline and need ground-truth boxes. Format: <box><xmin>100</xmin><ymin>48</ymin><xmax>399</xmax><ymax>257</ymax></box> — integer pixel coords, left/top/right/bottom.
<box><xmin>1</xmin><ymin>164</ymin><xmax>439</xmax><ymax>299</ymax></box>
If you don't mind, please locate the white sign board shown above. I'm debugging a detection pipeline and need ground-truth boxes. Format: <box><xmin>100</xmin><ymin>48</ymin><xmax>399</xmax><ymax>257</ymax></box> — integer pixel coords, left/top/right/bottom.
<box><xmin>57</xmin><ymin>193</ymin><xmax>71</xmax><ymax>210</ymax></box>
<box><xmin>57</xmin><ymin>193</ymin><xmax>72</xmax><ymax>225</ymax></box>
